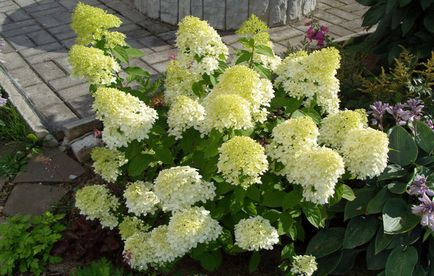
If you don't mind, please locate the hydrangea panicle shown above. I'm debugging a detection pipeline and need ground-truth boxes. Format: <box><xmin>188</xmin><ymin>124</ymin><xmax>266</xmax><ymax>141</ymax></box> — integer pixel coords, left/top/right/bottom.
<box><xmin>167</xmin><ymin>96</ymin><xmax>205</xmax><ymax>139</ymax></box>
<box><xmin>234</xmin><ymin>216</ymin><xmax>279</xmax><ymax>251</ymax></box>
<box><xmin>91</xmin><ymin>147</ymin><xmax>127</xmax><ymax>182</ymax></box>
<box><xmin>124</xmin><ymin>181</ymin><xmax>160</xmax><ymax>216</ymax></box>
<box><xmin>291</xmin><ymin>255</ymin><xmax>318</xmax><ymax>276</ymax></box>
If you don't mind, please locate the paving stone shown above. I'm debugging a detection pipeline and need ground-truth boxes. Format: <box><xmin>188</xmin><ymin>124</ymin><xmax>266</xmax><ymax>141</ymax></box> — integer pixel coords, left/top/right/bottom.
<box><xmin>14</xmin><ymin>148</ymin><xmax>85</xmax><ymax>183</ymax></box>
<box><xmin>2</xmin><ymin>52</ymin><xmax>27</xmax><ymax>70</ymax></box>
<box><xmin>49</xmin><ymin>76</ymin><xmax>86</xmax><ymax>91</ymax></box>
<box><xmin>32</xmin><ymin>61</ymin><xmax>66</xmax><ymax>82</ymax></box>
<box><xmin>25</xmin><ymin>51</ymin><xmax>66</xmax><ymax>64</ymax></box>
<box><xmin>4</xmin><ymin>183</ymin><xmax>68</xmax><ymax>216</ymax></box>
<box><xmin>314</xmin><ymin>10</ymin><xmax>345</xmax><ymax>25</ymax></box>
<box><xmin>151</xmin><ymin>60</ymin><xmax>169</xmax><ymax>73</ymax></box>
<box><xmin>141</xmin><ymin>48</ymin><xmax>177</xmax><ymax>64</ymax></box>
<box><xmin>5</xmin><ymin>9</ymin><xmax>31</xmax><ymax>22</ymax></box>
<box><xmin>63</xmin><ymin>117</ymin><xmax>102</xmax><ymax>143</ymax></box>
<box><xmin>57</xmin><ymin>83</ymin><xmax>94</xmax><ymax>118</ymax></box>
<box><xmin>71</xmin><ymin>133</ymin><xmax>102</xmax><ymax>163</ymax></box>
<box><xmin>5</xmin><ymin>35</ymin><xmax>35</xmax><ymax>50</ymax></box>
<box><xmin>18</xmin><ymin>42</ymin><xmax>65</xmax><ymax>57</ymax></box>
<box><xmin>8</xmin><ymin>66</ymin><xmax>41</xmax><ymax>88</ymax></box>
<box><xmin>27</xmin><ymin>29</ymin><xmax>57</xmax><ymax>46</ymax></box>
<box><xmin>138</xmin><ymin>36</ymin><xmax>172</xmax><ymax>52</ymax></box>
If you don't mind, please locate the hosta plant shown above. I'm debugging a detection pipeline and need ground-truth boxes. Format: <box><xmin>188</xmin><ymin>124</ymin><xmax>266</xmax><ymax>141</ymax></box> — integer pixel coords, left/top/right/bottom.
<box><xmin>306</xmin><ymin>101</ymin><xmax>434</xmax><ymax>275</ymax></box>
<box><xmin>69</xmin><ymin>4</ymin><xmax>391</xmax><ymax>275</ymax></box>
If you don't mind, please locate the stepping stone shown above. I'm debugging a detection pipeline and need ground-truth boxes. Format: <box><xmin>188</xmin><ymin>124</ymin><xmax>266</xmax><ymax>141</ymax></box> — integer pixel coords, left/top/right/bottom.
<box><xmin>4</xmin><ymin>183</ymin><xmax>68</xmax><ymax>216</ymax></box>
<box><xmin>13</xmin><ymin>148</ymin><xmax>85</xmax><ymax>183</ymax></box>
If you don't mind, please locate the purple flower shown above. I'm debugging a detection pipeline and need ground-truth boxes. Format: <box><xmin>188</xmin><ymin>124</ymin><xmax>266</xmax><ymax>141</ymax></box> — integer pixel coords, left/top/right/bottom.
<box><xmin>306</xmin><ymin>26</ymin><xmax>316</xmax><ymax>40</ymax></box>
<box><xmin>426</xmin><ymin>119</ymin><xmax>434</xmax><ymax>130</ymax></box>
<box><xmin>412</xmin><ymin>193</ymin><xmax>434</xmax><ymax>231</ymax></box>
<box><xmin>386</xmin><ymin>103</ymin><xmax>412</xmax><ymax>126</ymax></box>
<box><xmin>0</xmin><ymin>97</ymin><xmax>7</xmax><ymax>107</ymax></box>
<box><xmin>404</xmin><ymin>98</ymin><xmax>424</xmax><ymax>122</ymax></box>
<box><xmin>368</xmin><ymin>101</ymin><xmax>389</xmax><ymax>130</ymax></box>
<box><xmin>408</xmin><ymin>175</ymin><xmax>434</xmax><ymax>197</ymax></box>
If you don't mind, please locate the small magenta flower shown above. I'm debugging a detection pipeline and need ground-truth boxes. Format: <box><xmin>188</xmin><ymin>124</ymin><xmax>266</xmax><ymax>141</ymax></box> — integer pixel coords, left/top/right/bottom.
<box><xmin>412</xmin><ymin>193</ymin><xmax>434</xmax><ymax>231</ymax></box>
<box><xmin>408</xmin><ymin>175</ymin><xmax>434</xmax><ymax>197</ymax></box>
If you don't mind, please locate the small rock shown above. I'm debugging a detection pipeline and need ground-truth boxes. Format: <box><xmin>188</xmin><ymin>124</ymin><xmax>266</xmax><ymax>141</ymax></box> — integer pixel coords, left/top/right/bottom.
<box><xmin>70</xmin><ymin>133</ymin><xmax>102</xmax><ymax>163</ymax></box>
<box><xmin>43</xmin><ymin>133</ymin><xmax>59</xmax><ymax>148</ymax></box>
<box><xmin>4</xmin><ymin>183</ymin><xmax>68</xmax><ymax>216</ymax></box>
<box><xmin>13</xmin><ymin>148</ymin><xmax>85</xmax><ymax>183</ymax></box>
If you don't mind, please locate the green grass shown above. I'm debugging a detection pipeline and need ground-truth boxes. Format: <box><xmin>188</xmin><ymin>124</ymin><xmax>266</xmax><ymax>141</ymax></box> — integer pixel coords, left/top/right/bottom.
<box><xmin>0</xmin><ymin>102</ymin><xmax>32</xmax><ymax>142</ymax></box>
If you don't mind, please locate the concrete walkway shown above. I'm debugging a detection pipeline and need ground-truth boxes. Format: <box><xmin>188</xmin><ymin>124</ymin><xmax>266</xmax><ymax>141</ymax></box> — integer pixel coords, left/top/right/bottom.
<box><xmin>0</xmin><ymin>0</ymin><xmax>368</xmax><ymax>140</ymax></box>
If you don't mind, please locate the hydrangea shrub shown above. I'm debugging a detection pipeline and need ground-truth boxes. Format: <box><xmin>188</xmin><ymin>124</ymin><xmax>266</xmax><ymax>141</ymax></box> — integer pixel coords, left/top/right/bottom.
<box><xmin>69</xmin><ymin>4</ymin><xmax>391</xmax><ymax>274</ymax></box>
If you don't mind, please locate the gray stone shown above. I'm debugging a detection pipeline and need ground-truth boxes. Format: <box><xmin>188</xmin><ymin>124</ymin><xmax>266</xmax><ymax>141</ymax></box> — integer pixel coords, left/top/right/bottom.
<box><xmin>249</xmin><ymin>0</ymin><xmax>270</xmax><ymax>22</ymax></box>
<box><xmin>203</xmin><ymin>0</ymin><xmax>225</xmax><ymax>29</ymax></box>
<box><xmin>2</xmin><ymin>52</ymin><xmax>27</xmax><ymax>71</ymax></box>
<box><xmin>190</xmin><ymin>0</ymin><xmax>203</xmax><ymax>18</ymax></box>
<box><xmin>0</xmin><ymin>176</ymin><xmax>6</xmax><ymax>192</ymax></box>
<box><xmin>270</xmin><ymin>0</ymin><xmax>287</xmax><ymax>26</ymax></box>
<box><xmin>8</xmin><ymin>67</ymin><xmax>42</xmax><ymax>88</ymax></box>
<box><xmin>4</xmin><ymin>183</ymin><xmax>68</xmax><ymax>216</ymax></box>
<box><xmin>287</xmin><ymin>0</ymin><xmax>303</xmax><ymax>21</ymax></box>
<box><xmin>42</xmin><ymin>134</ymin><xmax>59</xmax><ymax>148</ymax></box>
<box><xmin>70</xmin><ymin>133</ymin><xmax>103</xmax><ymax>163</ymax></box>
<box><xmin>146</xmin><ymin>0</ymin><xmax>160</xmax><ymax>19</ymax></box>
<box><xmin>226</xmin><ymin>0</ymin><xmax>248</xmax><ymax>30</ymax></box>
<box><xmin>303</xmin><ymin>0</ymin><xmax>316</xmax><ymax>15</ymax></box>
<box><xmin>32</xmin><ymin>61</ymin><xmax>66</xmax><ymax>82</ymax></box>
<box><xmin>26</xmin><ymin>29</ymin><xmax>57</xmax><ymax>46</ymax></box>
<box><xmin>49</xmin><ymin>76</ymin><xmax>86</xmax><ymax>91</ymax></box>
<box><xmin>13</xmin><ymin>148</ymin><xmax>85</xmax><ymax>183</ymax></box>
<box><xmin>160</xmin><ymin>0</ymin><xmax>178</xmax><ymax>25</ymax></box>
<box><xmin>178</xmin><ymin>0</ymin><xmax>190</xmax><ymax>20</ymax></box>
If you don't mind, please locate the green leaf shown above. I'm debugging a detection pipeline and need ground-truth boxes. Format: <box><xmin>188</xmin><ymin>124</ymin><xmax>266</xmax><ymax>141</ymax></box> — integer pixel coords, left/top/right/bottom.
<box><xmin>382</xmin><ymin>198</ymin><xmax>420</xmax><ymax>234</ymax></box>
<box><xmin>375</xmin><ymin>225</ymin><xmax>394</xmax><ymax>255</ymax></box>
<box><xmin>399</xmin><ymin>0</ymin><xmax>412</xmax><ymax>6</ymax></box>
<box><xmin>235</xmin><ymin>51</ymin><xmax>252</xmax><ymax>64</ymax></box>
<box><xmin>199</xmin><ymin>250</ymin><xmax>222</xmax><ymax>272</ymax></box>
<box><xmin>344</xmin><ymin>187</ymin><xmax>377</xmax><ymax>220</ymax></box>
<box><xmin>253</xmin><ymin>63</ymin><xmax>272</xmax><ymax>79</ymax></box>
<box><xmin>239</xmin><ymin>37</ymin><xmax>255</xmax><ymax>48</ymax></box>
<box><xmin>387</xmin><ymin>182</ymin><xmax>408</xmax><ymax>194</ymax></box>
<box><xmin>281</xmin><ymin>243</ymin><xmax>295</xmax><ymax>259</ymax></box>
<box><xmin>282</xmin><ymin>189</ymin><xmax>302</xmax><ymax>210</ymax></box>
<box><xmin>248</xmin><ymin>251</ymin><xmax>261</xmax><ymax>273</ymax></box>
<box><xmin>111</xmin><ymin>46</ymin><xmax>129</xmax><ymax>64</ymax></box>
<box><xmin>378</xmin><ymin>165</ymin><xmax>407</xmax><ymax>181</ymax></box>
<box><xmin>262</xmin><ymin>191</ymin><xmax>285</xmax><ymax>207</ymax></box>
<box><xmin>255</xmin><ymin>45</ymin><xmax>274</xmax><ymax>57</ymax></box>
<box><xmin>342</xmin><ymin>184</ymin><xmax>356</xmax><ymax>201</ymax></box>
<box><xmin>343</xmin><ymin>216</ymin><xmax>379</xmax><ymax>249</ymax></box>
<box><xmin>367</xmin><ymin>188</ymin><xmax>393</xmax><ymax>214</ymax></box>
<box><xmin>315</xmin><ymin>250</ymin><xmax>343</xmax><ymax>276</ymax></box>
<box><xmin>332</xmin><ymin>249</ymin><xmax>360</xmax><ymax>274</ymax></box>
<box><xmin>388</xmin><ymin>126</ymin><xmax>418</xmax><ymax>166</ymax></box>
<box><xmin>127</xmin><ymin>154</ymin><xmax>153</xmax><ymax>177</ymax></box>
<box><xmin>385</xmin><ymin>246</ymin><xmax>417</xmax><ymax>276</ymax></box>
<box><xmin>124</xmin><ymin>66</ymin><xmax>150</xmax><ymax>78</ymax></box>
<box><xmin>366</xmin><ymin>240</ymin><xmax>389</xmax><ymax>270</ymax></box>
<box><xmin>154</xmin><ymin>146</ymin><xmax>173</xmax><ymax>165</ymax></box>
<box><xmin>414</xmin><ymin>121</ymin><xmax>434</xmax><ymax>153</ymax></box>
<box><xmin>421</xmin><ymin>0</ymin><xmax>433</xmax><ymax>10</ymax></box>
<box><xmin>362</xmin><ymin>3</ymin><xmax>386</xmax><ymax>27</ymax></box>
<box><xmin>302</xmin><ymin>203</ymin><xmax>326</xmax><ymax>228</ymax></box>
<box><xmin>306</xmin><ymin>228</ymin><xmax>345</xmax><ymax>258</ymax></box>
<box><xmin>125</xmin><ymin>47</ymin><xmax>144</xmax><ymax>58</ymax></box>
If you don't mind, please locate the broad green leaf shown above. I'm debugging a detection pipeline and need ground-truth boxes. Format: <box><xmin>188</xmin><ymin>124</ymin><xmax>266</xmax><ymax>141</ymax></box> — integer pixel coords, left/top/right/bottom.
<box><xmin>414</xmin><ymin>121</ymin><xmax>434</xmax><ymax>153</ymax></box>
<box><xmin>366</xmin><ymin>240</ymin><xmax>389</xmax><ymax>270</ymax></box>
<box><xmin>248</xmin><ymin>251</ymin><xmax>261</xmax><ymax>273</ymax></box>
<box><xmin>199</xmin><ymin>250</ymin><xmax>222</xmax><ymax>272</ymax></box>
<box><xmin>127</xmin><ymin>154</ymin><xmax>153</xmax><ymax>177</ymax></box>
<box><xmin>377</xmin><ymin>165</ymin><xmax>406</xmax><ymax>181</ymax></box>
<box><xmin>385</xmin><ymin>246</ymin><xmax>417</xmax><ymax>276</ymax></box>
<box><xmin>343</xmin><ymin>216</ymin><xmax>379</xmax><ymax>249</ymax></box>
<box><xmin>262</xmin><ymin>191</ymin><xmax>285</xmax><ymax>207</ymax></box>
<box><xmin>282</xmin><ymin>189</ymin><xmax>302</xmax><ymax>210</ymax></box>
<box><xmin>315</xmin><ymin>250</ymin><xmax>343</xmax><ymax>276</ymax></box>
<box><xmin>235</xmin><ymin>51</ymin><xmax>252</xmax><ymax>64</ymax></box>
<box><xmin>332</xmin><ymin>249</ymin><xmax>360</xmax><ymax>275</ymax></box>
<box><xmin>387</xmin><ymin>182</ymin><xmax>408</xmax><ymax>194</ymax></box>
<box><xmin>302</xmin><ymin>203</ymin><xmax>326</xmax><ymax>228</ymax></box>
<box><xmin>253</xmin><ymin>63</ymin><xmax>272</xmax><ymax>79</ymax></box>
<box><xmin>375</xmin><ymin>225</ymin><xmax>394</xmax><ymax>255</ymax></box>
<box><xmin>124</xmin><ymin>66</ymin><xmax>150</xmax><ymax>77</ymax></box>
<box><xmin>399</xmin><ymin>0</ymin><xmax>412</xmax><ymax>6</ymax></box>
<box><xmin>388</xmin><ymin>126</ymin><xmax>418</xmax><ymax>166</ymax></box>
<box><xmin>306</xmin><ymin>228</ymin><xmax>345</xmax><ymax>258</ymax></box>
<box><xmin>382</xmin><ymin>198</ymin><xmax>419</xmax><ymax>234</ymax></box>
<box><xmin>421</xmin><ymin>0</ymin><xmax>433</xmax><ymax>10</ymax></box>
<box><xmin>255</xmin><ymin>45</ymin><xmax>274</xmax><ymax>57</ymax></box>
<box><xmin>125</xmin><ymin>47</ymin><xmax>144</xmax><ymax>58</ymax></box>
<box><xmin>342</xmin><ymin>184</ymin><xmax>356</xmax><ymax>201</ymax></box>
<box><xmin>425</xmin><ymin>12</ymin><xmax>434</xmax><ymax>33</ymax></box>
<box><xmin>367</xmin><ymin>188</ymin><xmax>394</xmax><ymax>214</ymax></box>
<box><xmin>112</xmin><ymin>46</ymin><xmax>129</xmax><ymax>64</ymax></box>
<box><xmin>281</xmin><ymin>243</ymin><xmax>295</xmax><ymax>259</ymax></box>
<box><xmin>344</xmin><ymin>187</ymin><xmax>377</xmax><ymax>220</ymax></box>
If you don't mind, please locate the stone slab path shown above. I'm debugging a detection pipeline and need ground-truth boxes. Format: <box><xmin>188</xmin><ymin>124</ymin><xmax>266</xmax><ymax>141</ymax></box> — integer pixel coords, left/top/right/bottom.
<box><xmin>0</xmin><ymin>0</ymin><xmax>369</xmax><ymax>139</ymax></box>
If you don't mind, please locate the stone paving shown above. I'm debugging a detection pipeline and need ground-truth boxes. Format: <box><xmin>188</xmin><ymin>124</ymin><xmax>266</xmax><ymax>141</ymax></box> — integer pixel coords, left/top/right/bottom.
<box><xmin>0</xmin><ymin>0</ymin><xmax>369</xmax><ymax>139</ymax></box>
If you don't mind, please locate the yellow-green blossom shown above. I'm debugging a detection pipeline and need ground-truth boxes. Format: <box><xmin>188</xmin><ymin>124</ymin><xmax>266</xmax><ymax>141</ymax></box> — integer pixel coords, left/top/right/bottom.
<box><xmin>201</xmin><ymin>94</ymin><xmax>254</xmax><ymax>134</ymax></box>
<box><xmin>123</xmin><ymin>232</ymin><xmax>153</xmax><ymax>271</ymax></box>
<box><xmin>319</xmin><ymin>109</ymin><xmax>368</xmax><ymax>148</ymax></box>
<box><xmin>236</xmin><ymin>14</ymin><xmax>268</xmax><ymax>38</ymax></box>
<box><xmin>167</xmin><ymin>96</ymin><xmax>205</xmax><ymax>139</ymax></box>
<box><xmin>234</xmin><ymin>216</ymin><xmax>279</xmax><ymax>251</ymax></box>
<box><xmin>91</xmin><ymin>147</ymin><xmax>127</xmax><ymax>182</ymax></box>
<box><xmin>153</xmin><ymin>166</ymin><xmax>215</xmax><ymax>212</ymax></box>
<box><xmin>167</xmin><ymin>207</ymin><xmax>222</xmax><ymax>255</ymax></box>
<box><xmin>104</xmin><ymin>31</ymin><xmax>127</xmax><ymax>49</ymax></box>
<box><xmin>118</xmin><ymin>216</ymin><xmax>148</xmax><ymax>240</ymax></box>
<box><xmin>217</xmin><ymin>136</ymin><xmax>268</xmax><ymax>188</ymax></box>
<box><xmin>148</xmin><ymin>225</ymin><xmax>182</xmax><ymax>263</ymax></box>
<box><xmin>275</xmin><ymin>47</ymin><xmax>341</xmax><ymax>114</ymax></box>
<box><xmin>71</xmin><ymin>2</ymin><xmax>122</xmax><ymax>45</ymax></box>
<box><xmin>341</xmin><ymin>128</ymin><xmax>389</xmax><ymax>180</ymax></box>
<box><xmin>124</xmin><ymin>181</ymin><xmax>159</xmax><ymax>216</ymax></box>
<box><xmin>291</xmin><ymin>255</ymin><xmax>318</xmax><ymax>276</ymax></box>
<box><xmin>75</xmin><ymin>185</ymin><xmax>120</xmax><ymax>229</ymax></box>
<box><xmin>93</xmin><ymin>87</ymin><xmax>158</xmax><ymax>148</ymax></box>
<box><xmin>164</xmin><ymin>60</ymin><xmax>200</xmax><ymax>104</ymax></box>
<box><xmin>69</xmin><ymin>45</ymin><xmax>120</xmax><ymax>85</ymax></box>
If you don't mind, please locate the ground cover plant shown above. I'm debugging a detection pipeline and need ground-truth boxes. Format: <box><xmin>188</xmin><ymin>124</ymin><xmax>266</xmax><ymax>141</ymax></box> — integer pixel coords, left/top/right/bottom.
<box><xmin>65</xmin><ymin>3</ymin><xmax>397</xmax><ymax>274</ymax></box>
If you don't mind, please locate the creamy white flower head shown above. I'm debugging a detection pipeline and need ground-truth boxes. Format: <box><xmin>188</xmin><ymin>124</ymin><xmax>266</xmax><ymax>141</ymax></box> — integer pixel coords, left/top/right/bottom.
<box><xmin>275</xmin><ymin>48</ymin><xmax>341</xmax><ymax>114</ymax></box>
<box><xmin>319</xmin><ymin>109</ymin><xmax>368</xmax><ymax>148</ymax></box>
<box><xmin>91</xmin><ymin>147</ymin><xmax>127</xmax><ymax>183</ymax></box>
<box><xmin>295</xmin><ymin>147</ymin><xmax>345</xmax><ymax>204</ymax></box>
<box><xmin>291</xmin><ymin>255</ymin><xmax>318</xmax><ymax>276</ymax></box>
<box><xmin>176</xmin><ymin>16</ymin><xmax>228</xmax><ymax>76</ymax></box>
<box><xmin>123</xmin><ymin>232</ymin><xmax>153</xmax><ymax>271</ymax></box>
<box><xmin>167</xmin><ymin>96</ymin><xmax>205</xmax><ymax>139</ymax></box>
<box><xmin>93</xmin><ymin>87</ymin><xmax>158</xmax><ymax>149</ymax></box>
<box><xmin>209</xmin><ymin>65</ymin><xmax>274</xmax><ymax>122</ymax></box>
<box><xmin>234</xmin><ymin>216</ymin><xmax>279</xmax><ymax>251</ymax></box>
<box><xmin>164</xmin><ymin>60</ymin><xmax>200</xmax><ymax>104</ymax></box>
<box><xmin>201</xmin><ymin>94</ymin><xmax>254</xmax><ymax>134</ymax></box>
<box><xmin>75</xmin><ymin>185</ymin><xmax>120</xmax><ymax>229</ymax></box>
<box><xmin>118</xmin><ymin>216</ymin><xmax>148</xmax><ymax>241</ymax></box>
<box><xmin>167</xmin><ymin>207</ymin><xmax>222</xmax><ymax>255</ymax></box>
<box><xmin>341</xmin><ymin>128</ymin><xmax>389</xmax><ymax>180</ymax></box>
<box><xmin>218</xmin><ymin>136</ymin><xmax>268</xmax><ymax>188</ymax></box>
<box><xmin>124</xmin><ymin>181</ymin><xmax>159</xmax><ymax>216</ymax></box>
<box><xmin>149</xmin><ymin>225</ymin><xmax>182</xmax><ymax>264</ymax></box>
<box><xmin>153</xmin><ymin>166</ymin><xmax>215</xmax><ymax>212</ymax></box>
